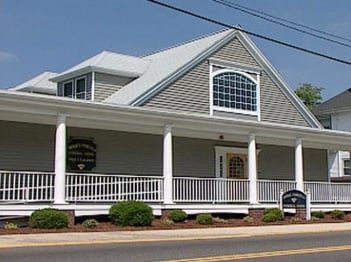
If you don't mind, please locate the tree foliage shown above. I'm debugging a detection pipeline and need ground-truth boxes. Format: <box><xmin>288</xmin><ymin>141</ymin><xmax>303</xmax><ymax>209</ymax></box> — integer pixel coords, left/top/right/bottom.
<box><xmin>295</xmin><ymin>83</ymin><xmax>323</xmax><ymax>110</ymax></box>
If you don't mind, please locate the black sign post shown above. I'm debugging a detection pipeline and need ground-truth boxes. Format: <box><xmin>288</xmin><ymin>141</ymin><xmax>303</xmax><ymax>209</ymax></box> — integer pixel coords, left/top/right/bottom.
<box><xmin>67</xmin><ymin>138</ymin><xmax>96</xmax><ymax>171</ymax></box>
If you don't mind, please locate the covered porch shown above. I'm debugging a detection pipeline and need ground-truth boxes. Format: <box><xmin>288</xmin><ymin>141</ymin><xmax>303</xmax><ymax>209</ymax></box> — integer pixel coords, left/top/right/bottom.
<box><xmin>1</xmin><ymin>91</ymin><xmax>351</xmax><ymax>216</ymax></box>
<box><xmin>1</xmin><ymin>171</ymin><xmax>351</xmax><ymax>216</ymax></box>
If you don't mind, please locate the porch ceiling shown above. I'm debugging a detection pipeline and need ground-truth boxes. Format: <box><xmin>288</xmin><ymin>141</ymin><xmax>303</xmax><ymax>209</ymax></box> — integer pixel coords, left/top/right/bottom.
<box><xmin>1</xmin><ymin>90</ymin><xmax>351</xmax><ymax>150</ymax></box>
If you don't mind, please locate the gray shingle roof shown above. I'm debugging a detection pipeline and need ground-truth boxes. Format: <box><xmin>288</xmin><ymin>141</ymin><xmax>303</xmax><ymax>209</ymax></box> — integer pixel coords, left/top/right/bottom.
<box><xmin>104</xmin><ymin>28</ymin><xmax>236</xmax><ymax>105</ymax></box>
<box><xmin>51</xmin><ymin>51</ymin><xmax>151</xmax><ymax>82</ymax></box>
<box><xmin>10</xmin><ymin>72</ymin><xmax>58</xmax><ymax>95</ymax></box>
<box><xmin>313</xmin><ymin>88</ymin><xmax>351</xmax><ymax>116</ymax></box>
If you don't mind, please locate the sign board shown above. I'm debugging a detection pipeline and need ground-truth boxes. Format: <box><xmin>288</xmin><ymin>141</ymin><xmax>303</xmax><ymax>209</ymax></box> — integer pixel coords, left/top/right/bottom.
<box><xmin>282</xmin><ymin>189</ymin><xmax>306</xmax><ymax>208</ymax></box>
<box><xmin>67</xmin><ymin>138</ymin><xmax>96</xmax><ymax>171</ymax></box>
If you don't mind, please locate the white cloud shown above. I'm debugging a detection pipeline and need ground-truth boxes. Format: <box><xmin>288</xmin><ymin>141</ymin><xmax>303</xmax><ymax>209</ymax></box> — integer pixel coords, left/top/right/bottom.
<box><xmin>0</xmin><ymin>51</ymin><xmax>17</xmax><ymax>63</ymax></box>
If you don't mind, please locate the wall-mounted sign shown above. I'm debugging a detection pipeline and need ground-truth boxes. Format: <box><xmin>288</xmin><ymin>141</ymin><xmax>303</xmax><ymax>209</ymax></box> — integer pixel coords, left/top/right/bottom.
<box><xmin>282</xmin><ymin>190</ymin><xmax>306</xmax><ymax>208</ymax></box>
<box><xmin>67</xmin><ymin>138</ymin><xmax>96</xmax><ymax>171</ymax></box>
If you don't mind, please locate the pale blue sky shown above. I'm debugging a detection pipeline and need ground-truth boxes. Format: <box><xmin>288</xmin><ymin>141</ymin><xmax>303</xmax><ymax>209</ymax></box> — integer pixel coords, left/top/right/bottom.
<box><xmin>1</xmin><ymin>0</ymin><xmax>351</xmax><ymax>100</ymax></box>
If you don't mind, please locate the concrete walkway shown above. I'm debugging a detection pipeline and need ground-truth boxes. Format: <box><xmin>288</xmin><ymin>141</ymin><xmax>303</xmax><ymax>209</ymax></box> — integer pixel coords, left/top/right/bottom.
<box><xmin>1</xmin><ymin>222</ymin><xmax>351</xmax><ymax>249</ymax></box>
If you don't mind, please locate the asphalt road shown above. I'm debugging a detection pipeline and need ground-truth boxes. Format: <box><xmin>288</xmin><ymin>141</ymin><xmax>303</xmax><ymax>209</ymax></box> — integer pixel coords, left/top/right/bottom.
<box><xmin>1</xmin><ymin>231</ymin><xmax>351</xmax><ymax>262</ymax></box>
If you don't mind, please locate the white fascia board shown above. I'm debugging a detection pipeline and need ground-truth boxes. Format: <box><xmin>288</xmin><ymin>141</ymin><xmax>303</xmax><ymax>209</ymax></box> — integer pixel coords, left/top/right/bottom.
<box><xmin>235</xmin><ymin>32</ymin><xmax>323</xmax><ymax>129</ymax></box>
<box><xmin>131</xmin><ymin>31</ymin><xmax>238</xmax><ymax>106</ymax></box>
<box><xmin>51</xmin><ymin>66</ymin><xmax>141</xmax><ymax>83</ymax></box>
<box><xmin>0</xmin><ymin>90</ymin><xmax>350</xmax><ymax>148</ymax></box>
<box><xmin>50</xmin><ymin>67</ymin><xmax>92</xmax><ymax>82</ymax></box>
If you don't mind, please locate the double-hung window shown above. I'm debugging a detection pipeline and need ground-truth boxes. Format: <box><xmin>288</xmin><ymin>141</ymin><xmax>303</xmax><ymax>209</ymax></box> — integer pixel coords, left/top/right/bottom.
<box><xmin>75</xmin><ymin>77</ymin><xmax>86</xmax><ymax>99</ymax></box>
<box><xmin>63</xmin><ymin>81</ymin><xmax>74</xmax><ymax>98</ymax></box>
<box><xmin>62</xmin><ymin>77</ymin><xmax>87</xmax><ymax>100</ymax></box>
<box><xmin>344</xmin><ymin>159</ymin><xmax>350</xmax><ymax>176</ymax></box>
<box><xmin>212</xmin><ymin>70</ymin><xmax>258</xmax><ymax>116</ymax></box>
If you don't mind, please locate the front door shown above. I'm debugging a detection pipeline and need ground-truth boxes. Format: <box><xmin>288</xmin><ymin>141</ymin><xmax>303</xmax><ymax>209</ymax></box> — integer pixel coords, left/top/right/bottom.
<box><xmin>226</xmin><ymin>154</ymin><xmax>247</xmax><ymax>179</ymax></box>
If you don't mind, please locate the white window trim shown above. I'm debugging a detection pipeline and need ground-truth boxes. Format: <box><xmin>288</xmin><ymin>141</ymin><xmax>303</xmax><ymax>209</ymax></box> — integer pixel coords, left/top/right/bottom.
<box><xmin>209</xmin><ymin>63</ymin><xmax>261</xmax><ymax>119</ymax></box>
<box><xmin>91</xmin><ymin>71</ymin><xmax>95</xmax><ymax>101</ymax></box>
<box><xmin>63</xmin><ymin>80</ymin><xmax>74</xmax><ymax>98</ymax></box>
<box><xmin>215</xmin><ymin>146</ymin><xmax>260</xmax><ymax>179</ymax></box>
<box><xmin>209</xmin><ymin>58</ymin><xmax>262</xmax><ymax>75</ymax></box>
<box><xmin>75</xmin><ymin>76</ymin><xmax>87</xmax><ymax>99</ymax></box>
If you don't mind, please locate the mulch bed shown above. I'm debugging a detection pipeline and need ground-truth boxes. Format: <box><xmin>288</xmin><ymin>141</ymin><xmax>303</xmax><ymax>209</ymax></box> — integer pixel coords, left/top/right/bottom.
<box><xmin>1</xmin><ymin>214</ymin><xmax>351</xmax><ymax>235</ymax></box>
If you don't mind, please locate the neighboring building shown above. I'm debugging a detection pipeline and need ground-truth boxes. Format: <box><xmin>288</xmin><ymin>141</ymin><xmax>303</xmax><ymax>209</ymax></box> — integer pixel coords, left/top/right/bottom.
<box><xmin>314</xmin><ymin>88</ymin><xmax>351</xmax><ymax>181</ymax></box>
<box><xmin>1</xmin><ymin>28</ymin><xmax>351</xmax><ymax>217</ymax></box>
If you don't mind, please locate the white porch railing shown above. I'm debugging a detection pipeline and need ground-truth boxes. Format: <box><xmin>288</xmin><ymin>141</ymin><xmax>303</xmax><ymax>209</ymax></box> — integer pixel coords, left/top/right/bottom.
<box><xmin>173</xmin><ymin>177</ymin><xmax>249</xmax><ymax>202</ymax></box>
<box><xmin>0</xmin><ymin>171</ymin><xmax>55</xmax><ymax>202</ymax></box>
<box><xmin>257</xmin><ymin>180</ymin><xmax>297</xmax><ymax>202</ymax></box>
<box><xmin>65</xmin><ymin>173</ymin><xmax>164</xmax><ymax>202</ymax></box>
<box><xmin>2</xmin><ymin>172</ymin><xmax>351</xmax><ymax>205</ymax></box>
<box><xmin>304</xmin><ymin>182</ymin><xmax>351</xmax><ymax>203</ymax></box>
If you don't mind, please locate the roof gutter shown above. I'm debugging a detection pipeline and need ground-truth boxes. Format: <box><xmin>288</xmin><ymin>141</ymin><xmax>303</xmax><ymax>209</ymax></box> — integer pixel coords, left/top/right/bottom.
<box><xmin>0</xmin><ymin>90</ymin><xmax>351</xmax><ymax>149</ymax></box>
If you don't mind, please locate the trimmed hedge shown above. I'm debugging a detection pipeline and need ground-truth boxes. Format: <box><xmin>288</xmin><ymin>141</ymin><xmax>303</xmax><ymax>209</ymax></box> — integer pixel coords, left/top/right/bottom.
<box><xmin>311</xmin><ymin>210</ymin><xmax>325</xmax><ymax>219</ymax></box>
<box><xmin>109</xmin><ymin>201</ymin><xmax>154</xmax><ymax>226</ymax></box>
<box><xmin>262</xmin><ymin>208</ymin><xmax>284</xmax><ymax>222</ymax></box>
<box><xmin>82</xmin><ymin>219</ymin><xmax>99</xmax><ymax>228</ymax></box>
<box><xmin>196</xmin><ymin>214</ymin><xmax>213</xmax><ymax>225</ymax></box>
<box><xmin>168</xmin><ymin>210</ymin><xmax>188</xmax><ymax>222</ymax></box>
<box><xmin>330</xmin><ymin>210</ymin><xmax>345</xmax><ymax>220</ymax></box>
<box><xmin>29</xmin><ymin>208</ymin><xmax>69</xmax><ymax>229</ymax></box>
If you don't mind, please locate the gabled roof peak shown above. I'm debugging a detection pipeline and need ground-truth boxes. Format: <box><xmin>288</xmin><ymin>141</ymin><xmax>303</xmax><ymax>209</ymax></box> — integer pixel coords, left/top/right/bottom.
<box><xmin>142</xmin><ymin>27</ymin><xmax>235</xmax><ymax>58</ymax></box>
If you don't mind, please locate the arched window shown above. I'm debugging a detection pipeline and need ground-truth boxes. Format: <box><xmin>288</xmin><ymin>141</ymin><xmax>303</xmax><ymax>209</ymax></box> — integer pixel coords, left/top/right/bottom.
<box><xmin>228</xmin><ymin>155</ymin><xmax>246</xmax><ymax>179</ymax></box>
<box><xmin>213</xmin><ymin>71</ymin><xmax>257</xmax><ymax>112</ymax></box>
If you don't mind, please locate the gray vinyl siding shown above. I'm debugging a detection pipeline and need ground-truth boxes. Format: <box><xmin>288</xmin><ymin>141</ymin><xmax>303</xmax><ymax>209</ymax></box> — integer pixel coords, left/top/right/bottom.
<box><xmin>213</xmin><ymin>110</ymin><xmax>257</xmax><ymax>121</ymax></box>
<box><xmin>210</xmin><ymin>37</ymin><xmax>259</xmax><ymax>67</ymax></box>
<box><xmin>303</xmin><ymin>148</ymin><xmax>328</xmax><ymax>181</ymax></box>
<box><xmin>174</xmin><ymin>137</ymin><xmax>247</xmax><ymax>178</ymax></box>
<box><xmin>0</xmin><ymin>121</ymin><xmax>327</xmax><ymax>181</ymax></box>
<box><xmin>142</xmin><ymin>37</ymin><xmax>311</xmax><ymax>127</ymax></box>
<box><xmin>260</xmin><ymin>72</ymin><xmax>310</xmax><ymax>127</ymax></box>
<box><xmin>57</xmin><ymin>73</ymin><xmax>92</xmax><ymax>100</ymax></box>
<box><xmin>258</xmin><ymin>145</ymin><xmax>294</xmax><ymax>180</ymax></box>
<box><xmin>94</xmin><ymin>73</ymin><xmax>134</xmax><ymax>102</ymax></box>
<box><xmin>0</xmin><ymin>121</ymin><xmax>55</xmax><ymax>171</ymax></box>
<box><xmin>68</xmin><ymin>127</ymin><xmax>163</xmax><ymax>175</ymax></box>
<box><xmin>258</xmin><ymin>145</ymin><xmax>328</xmax><ymax>181</ymax></box>
<box><xmin>142</xmin><ymin>60</ymin><xmax>210</xmax><ymax>114</ymax></box>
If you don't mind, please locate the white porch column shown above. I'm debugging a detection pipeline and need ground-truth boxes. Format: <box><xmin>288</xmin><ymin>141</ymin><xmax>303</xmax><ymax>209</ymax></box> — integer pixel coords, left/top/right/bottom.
<box><xmin>54</xmin><ymin>114</ymin><xmax>67</xmax><ymax>204</ymax></box>
<box><xmin>295</xmin><ymin>138</ymin><xmax>304</xmax><ymax>192</ymax></box>
<box><xmin>248</xmin><ymin>133</ymin><xmax>258</xmax><ymax>204</ymax></box>
<box><xmin>163</xmin><ymin>124</ymin><xmax>174</xmax><ymax>204</ymax></box>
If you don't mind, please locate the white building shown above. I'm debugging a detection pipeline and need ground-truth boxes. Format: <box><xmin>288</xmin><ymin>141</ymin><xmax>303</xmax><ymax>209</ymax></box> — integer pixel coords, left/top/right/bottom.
<box><xmin>314</xmin><ymin>89</ymin><xmax>351</xmax><ymax>180</ymax></box>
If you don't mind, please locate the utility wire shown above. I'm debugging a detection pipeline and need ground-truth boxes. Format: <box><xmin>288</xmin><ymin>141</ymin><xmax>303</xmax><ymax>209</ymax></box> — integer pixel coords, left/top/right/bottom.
<box><xmin>213</xmin><ymin>0</ymin><xmax>351</xmax><ymax>44</ymax></box>
<box><xmin>213</xmin><ymin>0</ymin><xmax>351</xmax><ymax>49</ymax></box>
<box><xmin>147</xmin><ymin>0</ymin><xmax>351</xmax><ymax>66</ymax></box>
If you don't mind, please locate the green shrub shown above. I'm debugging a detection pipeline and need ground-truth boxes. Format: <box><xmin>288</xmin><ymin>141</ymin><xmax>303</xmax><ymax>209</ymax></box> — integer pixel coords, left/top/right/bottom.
<box><xmin>168</xmin><ymin>210</ymin><xmax>188</xmax><ymax>222</ymax></box>
<box><xmin>331</xmin><ymin>210</ymin><xmax>345</xmax><ymax>220</ymax></box>
<box><xmin>82</xmin><ymin>219</ymin><xmax>99</xmax><ymax>228</ymax></box>
<box><xmin>213</xmin><ymin>217</ymin><xmax>227</xmax><ymax>223</ymax></box>
<box><xmin>162</xmin><ymin>218</ymin><xmax>175</xmax><ymax>225</ymax></box>
<box><xmin>4</xmin><ymin>222</ymin><xmax>18</xmax><ymax>230</ymax></box>
<box><xmin>196</xmin><ymin>214</ymin><xmax>213</xmax><ymax>225</ymax></box>
<box><xmin>311</xmin><ymin>216</ymin><xmax>320</xmax><ymax>221</ymax></box>
<box><xmin>311</xmin><ymin>210</ymin><xmax>325</xmax><ymax>219</ymax></box>
<box><xmin>262</xmin><ymin>208</ymin><xmax>284</xmax><ymax>222</ymax></box>
<box><xmin>109</xmin><ymin>201</ymin><xmax>154</xmax><ymax>226</ymax></box>
<box><xmin>291</xmin><ymin>217</ymin><xmax>302</xmax><ymax>223</ymax></box>
<box><xmin>29</xmin><ymin>208</ymin><xmax>68</xmax><ymax>229</ymax></box>
<box><xmin>262</xmin><ymin>213</ymin><xmax>278</xmax><ymax>222</ymax></box>
<box><xmin>243</xmin><ymin>216</ymin><xmax>253</xmax><ymax>223</ymax></box>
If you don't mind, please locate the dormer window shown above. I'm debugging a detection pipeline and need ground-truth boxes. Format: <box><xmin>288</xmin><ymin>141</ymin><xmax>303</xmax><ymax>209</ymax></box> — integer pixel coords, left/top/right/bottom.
<box><xmin>62</xmin><ymin>76</ymin><xmax>87</xmax><ymax>100</ymax></box>
<box><xmin>212</xmin><ymin>70</ymin><xmax>259</xmax><ymax>116</ymax></box>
